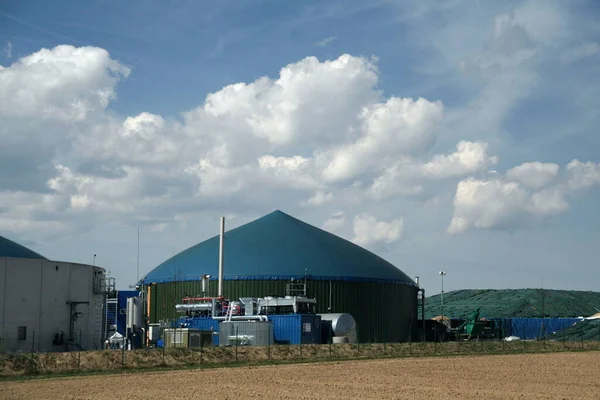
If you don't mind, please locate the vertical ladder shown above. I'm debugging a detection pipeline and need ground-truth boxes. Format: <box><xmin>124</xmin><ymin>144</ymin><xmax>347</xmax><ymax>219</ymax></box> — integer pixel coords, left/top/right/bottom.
<box><xmin>225</xmin><ymin>301</ymin><xmax>235</xmax><ymax>322</ymax></box>
<box><xmin>105</xmin><ymin>297</ymin><xmax>118</xmax><ymax>340</ymax></box>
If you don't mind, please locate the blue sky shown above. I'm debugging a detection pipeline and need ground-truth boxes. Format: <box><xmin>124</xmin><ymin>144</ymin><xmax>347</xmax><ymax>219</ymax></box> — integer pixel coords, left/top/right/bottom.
<box><xmin>1</xmin><ymin>0</ymin><xmax>599</xmax><ymax>293</ymax></box>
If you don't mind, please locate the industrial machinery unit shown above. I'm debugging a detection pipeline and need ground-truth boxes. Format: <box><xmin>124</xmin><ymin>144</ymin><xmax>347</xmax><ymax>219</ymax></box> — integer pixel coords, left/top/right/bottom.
<box><xmin>163</xmin><ymin>328</ymin><xmax>214</xmax><ymax>348</ymax></box>
<box><xmin>451</xmin><ymin>308</ymin><xmax>486</xmax><ymax>340</ymax></box>
<box><xmin>125</xmin><ymin>294</ymin><xmax>146</xmax><ymax>348</ymax></box>
<box><xmin>219</xmin><ymin>321</ymin><xmax>273</xmax><ymax>346</ymax></box>
<box><xmin>105</xmin><ymin>290</ymin><xmax>139</xmax><ymax>339</ymax></box>
<box><xmin>141</xmin><ymin>210</ymin><xmax>418</xmax><ymax>343</ymax></box>
<box><xmin>0</xmin><ymin>235</ymin><xmax>115</xmax><ymax>352</ymax></box>
<box><xmin>172</xmin><ymin>282</ymin><xmax>328</xmax><ymax>347</ymax></box>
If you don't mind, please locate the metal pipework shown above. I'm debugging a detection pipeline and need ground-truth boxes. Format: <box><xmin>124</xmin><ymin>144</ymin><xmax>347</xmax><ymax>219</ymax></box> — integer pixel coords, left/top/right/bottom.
<box><xmin>218</xmin><ymin>216</ymin><xmax>225</xmax><ymax>297</ymax></box>
<box><xmin>213</xmin><ymin>315</ymin><xmax>268</xmax><ymax>321</ymax></box>
<box><xmin>175</xmin><ymin>303</ymin><xmax>214</xmax><ymax>313</ymax></box>
<box><xmin>420</xmin><ymin>288</ymin><xmax>426</xmax><ymax>342</ymax></box>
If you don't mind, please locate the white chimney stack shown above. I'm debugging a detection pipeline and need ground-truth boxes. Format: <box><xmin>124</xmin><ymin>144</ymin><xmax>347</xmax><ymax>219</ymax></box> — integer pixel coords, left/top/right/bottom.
<box><xmin>218</xmin><ymin>216</ymin><xmax>225</xmax><ymax>297</ymax></box>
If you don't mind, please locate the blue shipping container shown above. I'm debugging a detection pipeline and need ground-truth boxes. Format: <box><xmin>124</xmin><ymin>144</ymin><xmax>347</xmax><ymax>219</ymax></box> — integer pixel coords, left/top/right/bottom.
<box><xmin>268</xmin><ymin>314</ymin><xmax>322</xmax><ymax>345</ymax></box>
<box><xmin>177</xmin><ymin>315</ymin><xmax>323</xmax><ymax>346</ymax></box>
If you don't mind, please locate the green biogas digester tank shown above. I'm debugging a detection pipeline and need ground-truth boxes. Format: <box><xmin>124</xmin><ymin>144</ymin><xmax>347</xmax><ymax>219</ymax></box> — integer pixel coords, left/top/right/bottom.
<box><xmin>141</xmin><ymin>211</ymin><xmax>418</xmax><ymax>343</ymax></box>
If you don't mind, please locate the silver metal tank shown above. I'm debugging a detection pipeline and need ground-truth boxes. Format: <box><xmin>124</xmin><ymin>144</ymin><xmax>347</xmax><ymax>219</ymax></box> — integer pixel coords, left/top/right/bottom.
<box><xmin>318</xmin><ymin>313</ymin><xmax>357</xmax><ymax>343</ymax></box>
<box><xmin>175</xmin><ymin>303</ymin><xmax>213</xmax><ymax>312</ymax></box>
<box><xmin>126</xmin><ymin>296</ymin><xmax>143</xmax><ymax>329</ymax></box>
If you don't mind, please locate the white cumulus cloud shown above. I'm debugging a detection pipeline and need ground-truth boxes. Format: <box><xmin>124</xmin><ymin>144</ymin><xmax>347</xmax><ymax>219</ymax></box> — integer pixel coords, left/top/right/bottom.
<box><xmin>1</xmin><ymin>42</ymin><xmax>598</xmax><ymax>245</ymax></box>
<box><xmin>305</xmin><ymin>191</ymin><xmax>334</xmax><ymax>206</ymax></box>
<box><xmin>0</xmin><ymin>45</ymin><xmax>129</xmax><ymax>121</ymax></box>
<box><xmin>566</xmin><ymin>160</ymin><xmax>600</xmax><ymax>191</ymax></box>
<box><xmin>321</xmin><ymin>97</ymin><xmax>444</xmax><ymax>183</ymax></box>
<box><xmin>368</xmin><ymin>141</ymin><xmax>497</xmax><ymax>200</ymax></box>
<box><xmin>0</xmin><ymin>49</ymin><xmax>407</xmax><ymax>237</ymax></box>
<box><xmin>352</xmin><ymin>213</ymin><xmax>404</xmax><ymax>247</ymax></box>
<box><xmin>322</xmin><ymin>211</ymin><xmax>346</xmax><ymax>234</ymax></box>
<box><xmin>448</xmin><ymin>159</ymin><xmax>600</xmax><ymax>234</ymax></box>
<box><xmin>506</xmin><ymin>162</ymin><xmax>559</xmax><ymax>189</ymax></box>
<box><xmin>422</xmin><ymin>141</ymin><xmax>498</xmax><ymax>179</ymax></box>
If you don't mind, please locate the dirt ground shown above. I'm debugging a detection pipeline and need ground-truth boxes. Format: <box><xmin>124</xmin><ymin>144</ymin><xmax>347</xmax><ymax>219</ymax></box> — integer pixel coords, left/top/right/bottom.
<box><xmin>1</xmin><ymin>351</ymin><xmax>599</xmax><ymax>399</ymax></box>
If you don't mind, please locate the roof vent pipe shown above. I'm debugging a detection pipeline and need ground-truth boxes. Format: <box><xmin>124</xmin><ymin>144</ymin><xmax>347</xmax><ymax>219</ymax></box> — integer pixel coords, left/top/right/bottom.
<box><xmin>218</xmin><ymin>216</ymin><xmax>225</xmax><ymax>297</ymax></box>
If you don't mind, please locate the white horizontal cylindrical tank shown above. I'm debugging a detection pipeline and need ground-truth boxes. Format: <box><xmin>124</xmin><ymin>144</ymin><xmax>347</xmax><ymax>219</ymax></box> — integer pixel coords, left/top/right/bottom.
<box><xmin>175</xmin><ymin>303</ymin><xmax>213</xmax><ymax>312</ymax></box>
<box><xmin>319</xmin><ymin>313</ymin><xmax>357</xmax><ymax>343</ymax></box>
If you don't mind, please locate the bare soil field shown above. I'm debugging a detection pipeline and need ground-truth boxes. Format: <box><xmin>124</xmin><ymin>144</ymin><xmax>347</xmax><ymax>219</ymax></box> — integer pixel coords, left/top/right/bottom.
<box><xmin>2</xmin><ymin>351</ymin><xmax>599</xmax><ymax>399</ymax></box>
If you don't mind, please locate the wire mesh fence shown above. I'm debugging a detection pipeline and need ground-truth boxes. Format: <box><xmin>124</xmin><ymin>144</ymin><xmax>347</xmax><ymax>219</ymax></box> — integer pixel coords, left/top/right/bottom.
<box><xmin>0</xmin><ymin>332</ymin><xmax>105</xmax><ymax>355</ymax></box>
<box><xmin>1</xmin><ymin>326</ymin><xmax>600</xmax><ymax>377</ymax></box>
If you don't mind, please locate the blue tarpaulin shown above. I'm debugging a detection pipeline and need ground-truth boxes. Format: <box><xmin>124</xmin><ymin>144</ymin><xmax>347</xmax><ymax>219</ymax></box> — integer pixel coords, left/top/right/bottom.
<box><xmin>495</xmin><ymin>318</ymin><xmax>582</xmax><ymax>339</ymax></box>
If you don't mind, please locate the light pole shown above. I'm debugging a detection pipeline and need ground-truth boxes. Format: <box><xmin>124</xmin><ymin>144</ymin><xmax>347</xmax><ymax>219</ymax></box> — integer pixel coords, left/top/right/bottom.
<box><xmin>137</xmin><ymin>223</ymin><xmax>140</xmax><ymax>283</ymax></box>
<box><xmin>93</xmin><ymin>254</ymin><xmax>97</xmax><ymax>266</ymax></box>
<box><xmin>439</xmin><ymin>271</ymin><xmax>446</xmax><ymax>326</ymax></box>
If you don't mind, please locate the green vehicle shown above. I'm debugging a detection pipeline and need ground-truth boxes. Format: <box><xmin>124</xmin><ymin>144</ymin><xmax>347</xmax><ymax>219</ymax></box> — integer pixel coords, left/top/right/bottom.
<box><xmin>453</xmin><ymin>307</ymin><xmax>486</xmax><ymax>340</ymax></box>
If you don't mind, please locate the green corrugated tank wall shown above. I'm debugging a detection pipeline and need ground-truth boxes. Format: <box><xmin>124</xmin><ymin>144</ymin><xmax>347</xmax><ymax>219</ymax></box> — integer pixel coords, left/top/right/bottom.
<box><xmin>148</xmin><ymin>279</ymin><xmax>417</xmax><ymax>343</ymax></box>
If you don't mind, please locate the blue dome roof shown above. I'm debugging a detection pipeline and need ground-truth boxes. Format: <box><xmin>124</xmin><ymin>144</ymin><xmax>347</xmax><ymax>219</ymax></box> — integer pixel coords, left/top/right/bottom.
<box><xmin>142</xmin><ymin>210</ymin><xmax>414</xmax><ymax>285</ymax></box>
<box><xmin>0</xmin><ymin>235</ymin><xmax>46</xmax><ymax>259</ymax></box>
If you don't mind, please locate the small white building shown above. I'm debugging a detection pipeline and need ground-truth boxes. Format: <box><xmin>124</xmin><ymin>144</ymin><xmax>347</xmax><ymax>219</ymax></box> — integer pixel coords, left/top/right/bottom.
<box><xmin>0</xmin><ymin>235</ymin><xmax>113</xmax><ymax>352</ymax></box>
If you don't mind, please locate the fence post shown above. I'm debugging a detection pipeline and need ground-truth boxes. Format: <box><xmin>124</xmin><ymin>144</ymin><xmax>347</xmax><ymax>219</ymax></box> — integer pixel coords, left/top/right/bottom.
<box><xmin>162</xmin><ymin>342</ymin><xmax>165</xmax><ymax>364</ymax></box>
<box><xmin>200</xmin><ymin>333</ymin><xmax>203</xmax><ymax>365</ymax></box>
<box><xmin>78</xmin><ymin>330</ymin><xmax>82</xmax><ymax>370</ymax></box>
<box><xmin>235</xmin><ymin>327</ymin><xmax>239</xmax><ymax>362</ymax></box>
<box><xmin>329</xmin><ymin>332</ymin><xmax>332</xmax><ymax>358</ymax></box>
<box><xmin>356</xmin><ymin>325</ymin><xmax>360</xmax><ymax>357</ymax></box>
<box><xmin>543</xmin><ymin>333</ymin><xmax>546</xmax><ymax>350</ymax></box>
<box><xmin>122</xmin><ymin>339</ymin><xmax>126</xmax><ymax>367</ymax></box>
<box><xmin>383</xmin><ymin>340</ymin><xmax>387</xmax><ymax>356</ymax></box>
<box><xmin>30</xmin><ymin>330</ymin><xmax>35</xmax><ymax>373</ymax></box>
<box><xmin>409</xmin><ymin>325</ymin><xmax>412</xmax><ymax>354</ymax></box>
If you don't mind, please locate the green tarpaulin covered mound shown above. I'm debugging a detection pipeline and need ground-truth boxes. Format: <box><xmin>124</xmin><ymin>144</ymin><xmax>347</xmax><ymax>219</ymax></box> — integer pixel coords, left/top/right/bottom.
<box><xmin>550</xmin><ymin>318</ymin><xmax>600</xmax><ymax>341</ymax></box>
<box><xmin>425</xmin><ymin>289</ymin><xmax>600</xmax><ymax>319</ymax></box>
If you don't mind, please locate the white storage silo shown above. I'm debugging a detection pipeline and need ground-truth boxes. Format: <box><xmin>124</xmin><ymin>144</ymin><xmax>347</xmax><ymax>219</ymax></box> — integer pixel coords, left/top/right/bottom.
<box><xmin>0</xmin><ymin>235</ymin><xmax>114</xmax><ymax>352</ymax></box>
